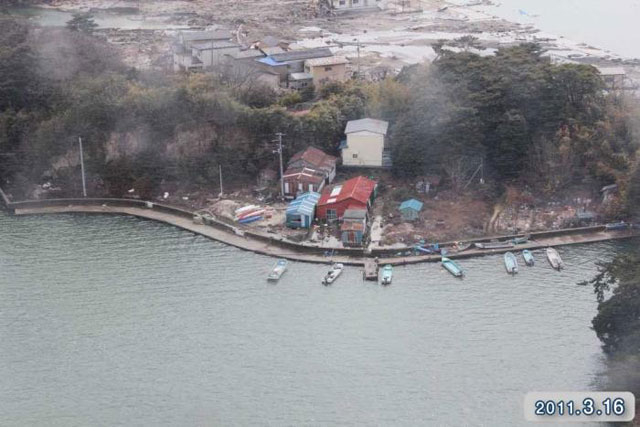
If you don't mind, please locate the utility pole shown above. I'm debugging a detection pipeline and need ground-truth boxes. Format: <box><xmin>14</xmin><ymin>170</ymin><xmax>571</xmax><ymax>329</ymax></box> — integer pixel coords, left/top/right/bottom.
<box><xmin>353</xmin><ymin>38</ymin><xmax>361</xmax><ymax>79</ymax></box>
<box><xmin>218</xmin><ymin>164</ymin><xmax>224</xmax><ymax>197</ymax></box>
<box><xmin>78</xmin><ymin>137</ymin><xmax>87</xmax><ymax>197</ymax></box>
<box><xmin>273</xmin><ymin>132</ymin><xmax>285</xmax><ymax>198</ymax></box>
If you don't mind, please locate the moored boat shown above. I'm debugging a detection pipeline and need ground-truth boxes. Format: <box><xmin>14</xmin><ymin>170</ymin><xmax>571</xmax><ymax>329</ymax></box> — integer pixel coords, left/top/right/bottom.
<box><xmin>322</xmin><ymin>263</ymin><xmax>344</xmax><ymax>285</ymax></box>
<box><xmin>238</xmin><ymin>215</ymin><xmax>263</xmax><ymax>224</ymax></box>
<box><xmin>546</xmin><ymin>247</ymin><xmax>564</xmax><ymax>270</ymax></box>
<box><xmin>236</xmin><ymin>208</ymin><xmax>265</xmax><ymax>220</ymax></box>
<box><xmin>522</xmin><ymin>249</ymin><xmax>535</xmax><ymax>266</ymax></box>
<box><xmin>441</xmin><ymin>257</ymin><xmax>464</xmax><ymax>278</ymax></box>
<box><xmin>474</xmin><ymin>241</ymin><xmax>515</xmax><ymax>250</ymax></box>
<box><xmin>605</xmin><ymin>221</ymin><xmax>629</xmax><ymax>230</ymax></box>
<box><xmin>504</xmin><ymin>252</ymin><xmax>518</xmax><ymax>274</ymax></box>
<box><xmin>512</xmin><ymin>234</ymin><xmax>530</xmax><ymax>245</ymax></box>
<box><xmin>380</xmin><ymin>264</ymin><xmax>393</xmax><ymax>285</ymax></box>
<box><xmin>267</xmin><ymin>259</ymin><xmax>288</xmax><ymax>281</ymax></box>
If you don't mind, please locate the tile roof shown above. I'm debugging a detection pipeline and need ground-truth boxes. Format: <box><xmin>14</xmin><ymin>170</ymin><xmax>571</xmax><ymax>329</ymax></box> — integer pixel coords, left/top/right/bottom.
<box><xmin>318</xmin><ymin>176</ymin><xmax>377</xmax><ymax>207</ymax></box>
<box><xmin>345</xmin><ymin>118</ymin><xmax>389</xmax><ymax>135</ymax></box>
<box><xmin>288</xmin><ymin>147</ymin><xmax>337</xmax><ymax>171</ymax></box>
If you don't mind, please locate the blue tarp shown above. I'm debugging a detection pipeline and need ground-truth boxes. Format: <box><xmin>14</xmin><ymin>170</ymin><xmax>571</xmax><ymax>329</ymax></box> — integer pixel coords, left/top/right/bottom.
<box><xmin>257</xmin><ymin>56</ymin><xmax>281</xmax><ymax>66</ymax></box>
<box><xmin>399</xmin><ymin>198</ymin><xmax>423</xmax><ymax>212</ymax></box>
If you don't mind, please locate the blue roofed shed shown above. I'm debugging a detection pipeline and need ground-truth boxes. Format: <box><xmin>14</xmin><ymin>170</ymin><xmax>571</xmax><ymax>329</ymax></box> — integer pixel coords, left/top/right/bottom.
<box><xmin>399</xmin><ymin>198</ymin><xmax>423</xmax><ymax>221</ymax></box>
<box><xmin>286</xmin><ymin>192</ymin><xmax>320</xmax><ymax>228</ymax></box>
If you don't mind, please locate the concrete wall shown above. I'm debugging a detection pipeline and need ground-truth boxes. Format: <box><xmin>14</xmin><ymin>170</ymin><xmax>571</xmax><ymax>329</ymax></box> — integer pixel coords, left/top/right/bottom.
<box><xmin>342</xmin><ymin>131</ymin><xmax>385</xmax><ymax>167</ymax></box>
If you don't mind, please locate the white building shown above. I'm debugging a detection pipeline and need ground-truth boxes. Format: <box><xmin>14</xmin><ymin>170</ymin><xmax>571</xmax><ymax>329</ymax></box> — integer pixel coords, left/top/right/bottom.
<box><xmin>173</xmin><ymin>30</ymin><xmax>240</xmax><ymax>72</ymax></box>
<box><xmin>341</xmin><ymin>118</ymin><xmax>389</xmax><ymax>168</ymax></box>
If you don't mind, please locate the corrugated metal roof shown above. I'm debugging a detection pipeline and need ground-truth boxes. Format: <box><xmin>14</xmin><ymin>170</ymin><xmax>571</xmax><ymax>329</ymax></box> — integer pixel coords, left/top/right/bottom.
<box><xmin>270</xmin><ymin>47</ymin><xmax>333</xmax><ymax>62</ymax></box>
<box><xmin>399</xmin><ymin>199</ymin><xmax>423</xmax><ymax>211</ymax></box>
<box><xmin>343</xmin><ymin>208</ymin><xmax>367</xmax><ymax>219</ymax></box>
<box><xmin>191</xmin><ymin>40</ymin><xmax>239</xmax><ymax>50</ymax></box>
<box><xmin>318</xmin><ymin>176</ymin><xmax>377</xmax><ymax>207</ymax></box>
<box><xmin>345</xmin><ymin>118</ymin><xmax>388</xmax><ymax>135</ymax></box>
<box><xmin>180</xmin><ymin>30</ymin><xmax>232</xmax><ymax>41</ymax></box>
<box><xmin>286</xmin><ymin>192</ymin><xmax>321</xmax><ymax>217</ymax></box>
<box><xmin>290</xmin><ymin>72</ymin><xmax>313</xmax><ymax>81</ymax></box>
<box><xmin>305</xmin><ymin>56</ymin><xmax>348</xmax><ymax>67</ymax></box>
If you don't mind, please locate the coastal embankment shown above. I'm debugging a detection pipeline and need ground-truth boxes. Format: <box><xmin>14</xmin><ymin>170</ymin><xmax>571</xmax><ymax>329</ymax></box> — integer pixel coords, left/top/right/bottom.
<box><xmin>1</xmin><ymin>192</ymin><xmax>638</xmax><ymax>266</ymax></box>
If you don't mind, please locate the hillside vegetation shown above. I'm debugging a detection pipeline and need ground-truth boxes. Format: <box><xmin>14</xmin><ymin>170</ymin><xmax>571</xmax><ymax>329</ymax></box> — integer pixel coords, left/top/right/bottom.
<box><xmin>0</xmin><ymin>16</ymin><xmax>638</xmax><ymax>216</ymax></box>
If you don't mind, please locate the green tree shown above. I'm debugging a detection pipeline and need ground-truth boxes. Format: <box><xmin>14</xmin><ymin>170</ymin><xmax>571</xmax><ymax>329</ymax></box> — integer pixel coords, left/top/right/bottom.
<box><xmin>66</xmin><ymin>13</ymin><xmax>98</xmax><ymax>35</ymax></box>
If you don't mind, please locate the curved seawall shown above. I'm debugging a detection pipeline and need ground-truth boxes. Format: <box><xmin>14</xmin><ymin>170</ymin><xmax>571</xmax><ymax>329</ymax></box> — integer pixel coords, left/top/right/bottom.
<box><xmin>2</xmin><ymin>195</ymin><xmax>638</xmax><ymax>265</ymax></box>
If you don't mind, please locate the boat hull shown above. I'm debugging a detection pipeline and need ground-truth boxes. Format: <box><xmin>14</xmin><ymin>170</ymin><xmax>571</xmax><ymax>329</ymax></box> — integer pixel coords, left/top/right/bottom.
<box><xmin>441</xmin><ymin>257</ymin><xmax>464</xmax><ymax>278</ymax></box>
<box><xmin>504</xmin><ymin>252</ymin><xmax>518</xmax><ymax>274</ymax></box>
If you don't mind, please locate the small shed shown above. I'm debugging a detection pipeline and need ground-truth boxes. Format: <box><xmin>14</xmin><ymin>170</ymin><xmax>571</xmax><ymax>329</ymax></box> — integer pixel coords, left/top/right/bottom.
<box><xmin>399</xmin><ymin>199</ymin><xmax>423</xmax><ymax>221</ymax></box>
<box><xmin>341</xmin><ymin>208</ymin><xmax>368</xmax><ymax>246</ymax></box>
<box><xmin>286</xmin><ymin>192</ymin><xmax>320</xmax><ymax>228</ymax></box>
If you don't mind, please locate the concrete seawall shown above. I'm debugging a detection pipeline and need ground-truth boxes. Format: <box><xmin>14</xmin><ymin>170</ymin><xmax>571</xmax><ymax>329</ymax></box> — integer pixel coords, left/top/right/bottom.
<box><xmin>3</xmin><ymin>196</ymin><xmax>638</xmax><ymax>266</ymax></box>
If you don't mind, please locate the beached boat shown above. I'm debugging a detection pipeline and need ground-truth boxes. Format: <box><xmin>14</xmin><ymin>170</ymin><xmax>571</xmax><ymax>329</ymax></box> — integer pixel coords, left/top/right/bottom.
<box><xmin>522</xmin><ymin>249</ymin><xmax>535</xmax><ymax>266</ymax></box>
<box><xmin>474</xmin><ymin>241</ymin><xmax>515</xmax><ymax>250</ymax></box>
<box><xmin>546</xmin><ymin>247</ymin><xmax>564</xmax><ymax>270</ymax></box>
<box><xmin>236</xmin><ymin>208</ymin><xmax>265</xmax><ymax>220</ymax></box>
<box><xmin>267</xmin><ymin>259</ymin><xmax>288</xmax><ymax>281</ymax></box>
<box><xmin>415</xmin><ymin>243</ymin><xmax>441</xmax><ymax>254</ymax></box>
<box><xmin>512</xmin><ymin>234</ymin><xmax>530</xmax><ymax>245</ymax></box>
<box><xmin>235</xmin><ymin>205</ymin><xmax>258</xmax><ymax>216</ymax></box>
<box><xmin>238</xmin><ymin>215</ymin><xmax>263</xmax><ymax>224</ymax></box>
<box><xmin>322</xmin><ymin>263</ymin><xmax>344</xmax><ymax>285</ymax></box>
<box><xmin>504</xmin><ymin>252</ymin><xmax>518</xmax><ymax>274</ymax></box>
<box><xmin>380</xmin><ymin>264</ymin><xmax>393</xmax><ymax>285</ymax></box>
<box><xmin>605</xmin><ymin>221</ymin><xmax>629</xmax><ymax>230</ymax></box>
<box><xmin>454</xmin><ymin>242</ymin><xmax>472</xmax><ymax>252</ymax></box>
<box><xmin>441</xmin><ymin>257</ymin><xmax>464</xmax><ymax>278</ymax></box>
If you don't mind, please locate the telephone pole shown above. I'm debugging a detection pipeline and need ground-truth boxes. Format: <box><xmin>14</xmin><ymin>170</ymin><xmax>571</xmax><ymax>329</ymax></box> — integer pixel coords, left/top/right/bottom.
<box><xmin>218</xmin><ymin>164</ymin><xmax>224</xmax><ymax>197</ymax></box>
<box><xmin>274</xmin><ymin>132</ymin><xmax>285</xmax><ymax>198</ymax></box>
<box><xmin>78</xmin><ymin>137</ymin><xmax>87</xmax><ymax>197</ymax></box>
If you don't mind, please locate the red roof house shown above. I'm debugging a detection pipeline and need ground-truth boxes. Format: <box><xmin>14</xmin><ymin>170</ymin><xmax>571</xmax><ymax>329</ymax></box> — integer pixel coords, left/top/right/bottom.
<box><xmin>283</xmin><ymin>147</ymin><xmax>338</xmax><ymax>199</ymax></box>
<box><xmin>316</xmin><ymin>176</ymin><xmax>377</xmax><ymax>222</ymax></box>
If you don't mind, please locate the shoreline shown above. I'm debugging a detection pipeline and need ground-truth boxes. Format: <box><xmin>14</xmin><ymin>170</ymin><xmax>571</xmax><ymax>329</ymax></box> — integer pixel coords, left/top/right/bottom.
<box><xmin>3</xmin><ymin>196</ymin><xmax>638</xmax><ymax>266</ymax></box>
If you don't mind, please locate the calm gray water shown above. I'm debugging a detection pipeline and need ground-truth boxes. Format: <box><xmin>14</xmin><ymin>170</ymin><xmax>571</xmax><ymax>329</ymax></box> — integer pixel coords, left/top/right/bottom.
<box><xmin>0</xmin><ymin>212</ymin><xmax>625</xmax><ymax>426</ymax></box>
<box><xmin>475</xmin><ymin>0</ymin><xmax>640</xmax><ymax>59</ymax></box>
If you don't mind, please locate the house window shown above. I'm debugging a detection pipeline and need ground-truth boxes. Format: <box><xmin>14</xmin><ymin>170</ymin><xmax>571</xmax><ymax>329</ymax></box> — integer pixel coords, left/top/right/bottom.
<box><xmin>324</xmin><ymin>66</ymin><xmax>333</xmax><ymax>71</ymax></box>
<box><xmin>309</xmin><ymin>184</ymin><xmax>314</xmax><ymax>192</ymax></box>
<box><xmin>327</xmin><ymin>209</ymin><xmax>338</xmax><ymax>221</ymax></box>
<box><xmin>352</xmin><ymin>153</ymin><xmax>358</xmax><ymax>159</ymax></box>
<box><xmin>298</xmin><ymin>183</ymin><xmax>303</xmax><ymax>191</ymax></box>
<box><xmin>284</xmin><ymin>182</ymin><xmax>290</xmax><ymax>194</ymax></box>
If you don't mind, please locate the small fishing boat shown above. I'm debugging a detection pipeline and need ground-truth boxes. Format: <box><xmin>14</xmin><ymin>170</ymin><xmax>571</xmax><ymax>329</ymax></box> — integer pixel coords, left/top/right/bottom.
<box><xmin>238</xmin><ymin>215</ymin><xmax>263</xmax><ymax>224</ymax></box>
<box><xmin>441</xmin><ymin>257</ymin><xmax>464</xmax><ymax>278</ymax></box>
<box><xmin>512</xmin><ymin>234</ymin><xmax>530</xmax><ymax>245</ymax></box>
<box><xmin>454</xmin><ymin>242</ymin><xmax>472</xmax><ymax>252</ymax></box>
<box><xmin>236</xmin><ymin>208</ymin><xmax>265</xmax><ymax>220</ymax></box>
<box><xmin>322</xmin><ymin>263</ymin><xmax>344</xmax><ymax>285</ymax></box>
<box><xmin>235</xmin><ymin>204</ymin><xmax>258</xmax><ymax>216</ymax></box>
<box><xmin>522</xmin><ymin>249</ymin><xmax>535</xmax><ymax>266</ymax></box>
<box><xmin>546</xmin><ymin>247</ymin><xmax>564</xmax><ymax>270</ymax></box>
<box><xmin>414</xmin><ymin>243</ymin><xmax>441</xmax><ymax>254</ymax></box>
<box><xmin>380</xmin><ymin>264</ymin><xmax>393</xmax><ymax>285</ymax></box>
<box><xmin>605</xmin><ymin>221</ymin><xmax>629</xmax><ymax>230</ymax></box>
<box><xmin>267</xmin><ymin>259</ymin><xmax>288</xmax><ymax>281</ymax></box>
<box><xmin>474</xmin><ymin>241</ymin><xmax>515</xmax><ymax>250</ymax></box>
<box><xmin>504</xmin><ymin>252</ymin><xmax>518</xmax><ymax>274</ymax></box>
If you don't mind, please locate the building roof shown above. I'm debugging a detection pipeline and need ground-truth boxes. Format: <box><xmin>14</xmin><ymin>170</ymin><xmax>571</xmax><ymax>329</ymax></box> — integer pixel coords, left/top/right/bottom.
<box><xmin>399</xmin><ymin>199</ymin><xmax>423</xmax><ymax>212</ymax></box>
<box><xmin>270</xmin><ymin>47</ymin><xmax>333</xmax><ymax>63</ymax></box>
<box><xmin>288</xmin><ymin>147</ymin><xmax>337</xmax><ymax>171</ymax></box>
<box><xmin>282</xmin><ymin>166</ymin><xmax>325</xmax><ymax>185</ymax></box>
<box><xmin>286</xmin><ymin>192</ymin><xmax>321</xmax><ymax>217</ymax></box>
<box><xmin>345</xmin><ymin>118</ymin><xmax>389</xmax><ymax>135</ymax></box>
<box><xmin>180</xmin><ymin>30</ymin><xmax>232</xmax><ymax>42</ymax></box>
<box><xmin>257</xmin><ymin>56</ymin><xmax>287</xmax><ymax>67</ymax></box>
<box><xmin>343</xmin><ymin>208</ymin><xmax>367</xmax><ymax>220</ymax></box>
<box><xmin>290</xmin><ymin>72</ymin><xmax>313</xmax><ymax>81</ymax></box>
<box><xmin>318</xmin><ymin>176</ymin><xmax>377</xmax><ymax>207</ymax></box>
<box><xmin>596</xmin><ymin>66</ymin><xmax>626</xmax><ymax>76</ymax></box>
<box><xmin>191</xmin><ymin>40</ymin><xmax>239</xmax><ymax>50</ymax></box>
<box><xmin>305</xmin><ymin>56</ymin><xmax>349</xmax><ymax>67</ymax></box>
<box><xmin>227</xmin><ymin>49</ymin><xmax>265</xmax><ymax>60</ymax></box>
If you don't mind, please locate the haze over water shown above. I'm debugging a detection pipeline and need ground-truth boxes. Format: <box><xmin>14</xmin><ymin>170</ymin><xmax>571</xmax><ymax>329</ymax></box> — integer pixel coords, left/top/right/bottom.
<box><xmin>0</xmin><ymin>212</ymin><xmax>629</xmax><ymax>425</ymax></box>
<box><xmin>476</xmin><ymin>0</ymin><xmax>640</xmax><ymax>59</ymax></box>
